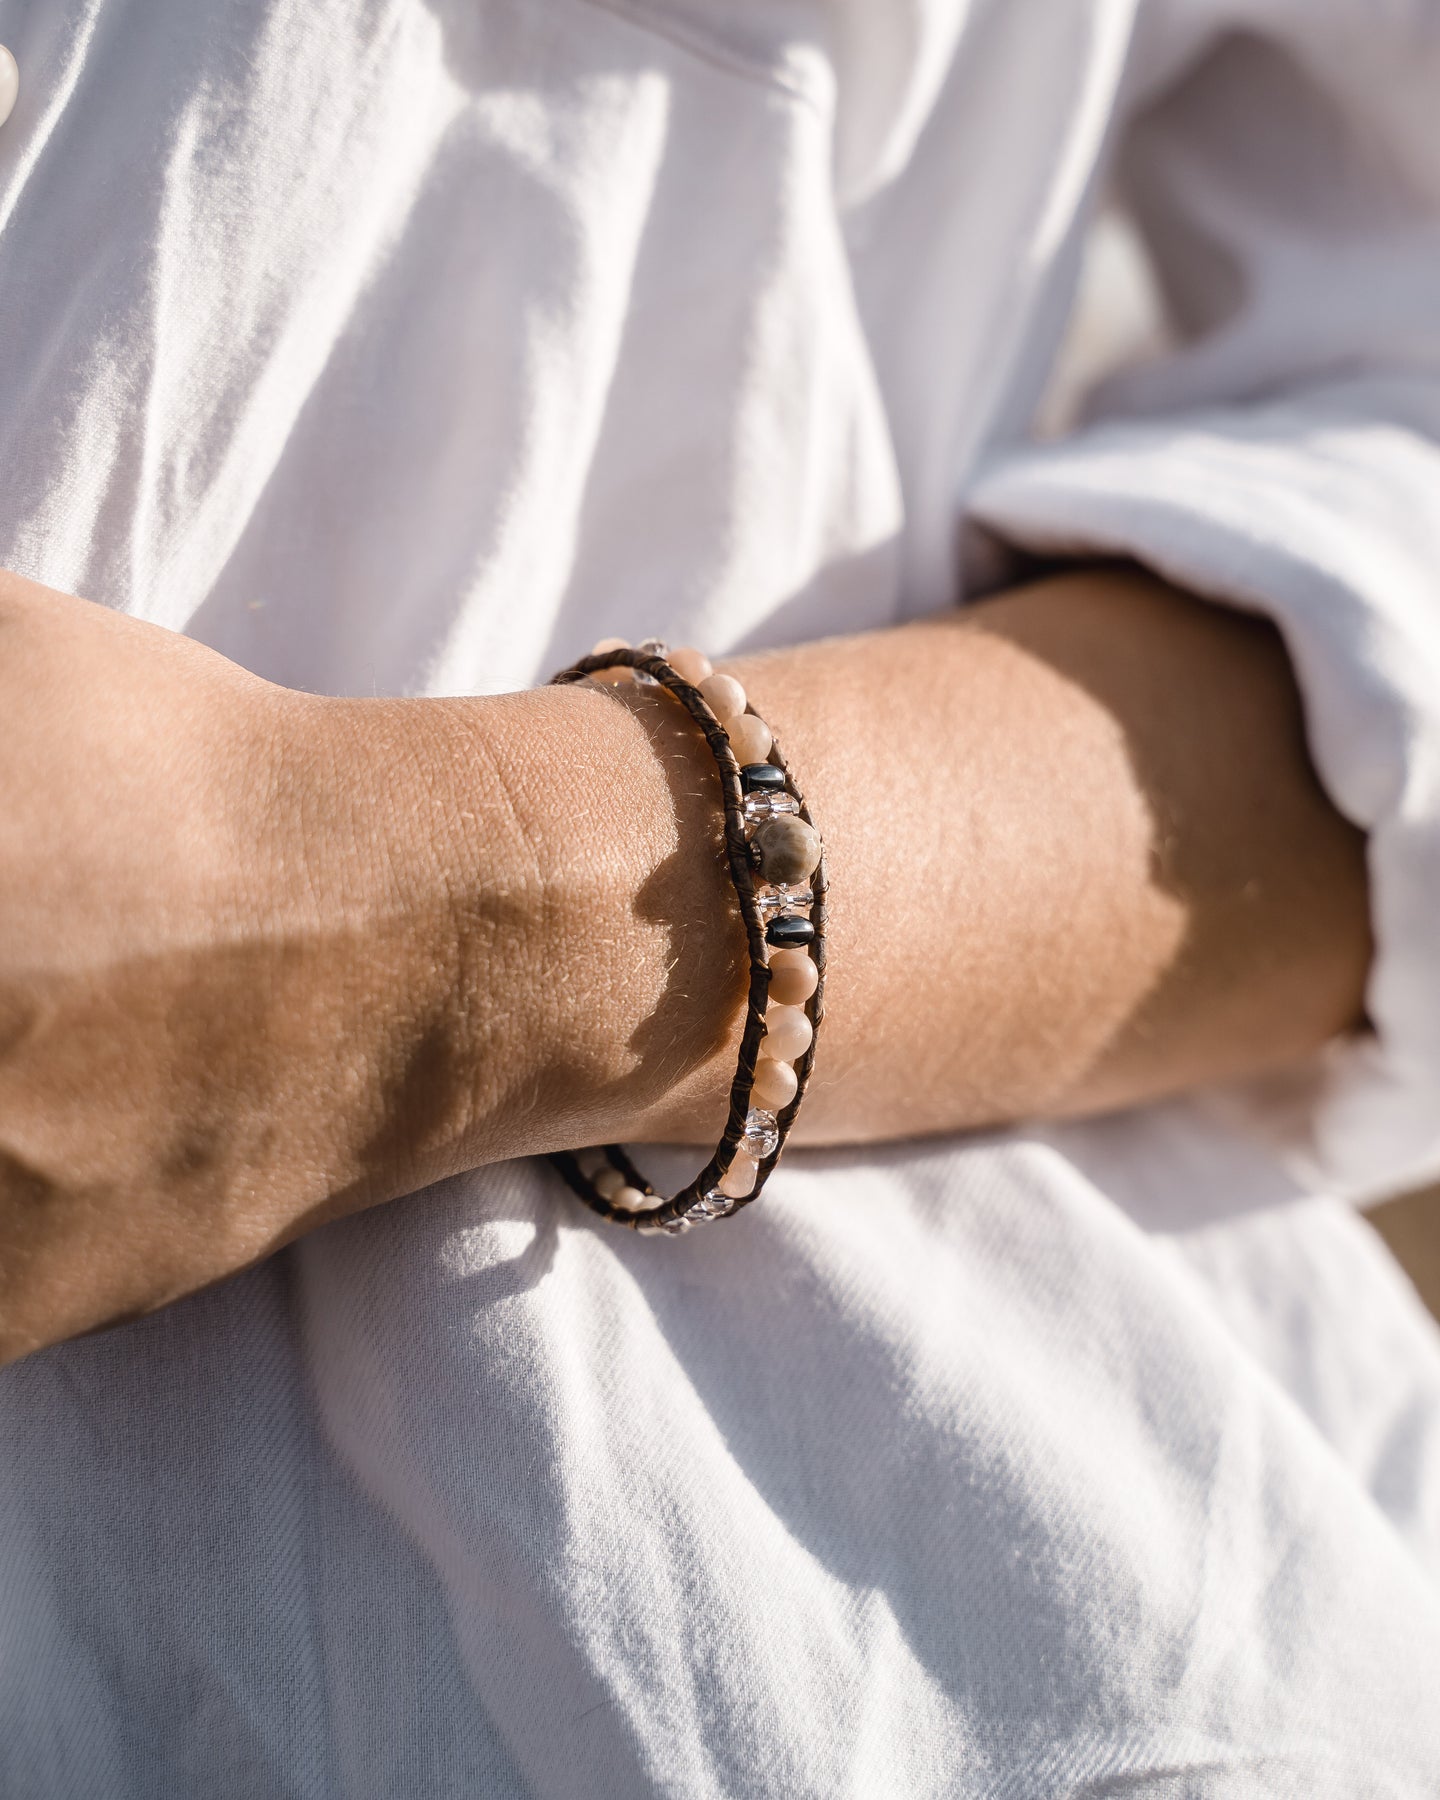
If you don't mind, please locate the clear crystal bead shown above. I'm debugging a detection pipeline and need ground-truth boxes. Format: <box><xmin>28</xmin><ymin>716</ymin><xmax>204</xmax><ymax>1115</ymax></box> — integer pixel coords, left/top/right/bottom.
<box><xmin>633</xmin><ymin>636</ymin><xmax>669</xmax><ymax>685</ymax></box>
<box><xmin>699</xmin><ymin>1187</ymin><xmax>732</xmax><ymax>1217</ymax></box>
<box><xmin>756</xmin><ymin>882</ymin><xmax>813</xmax><ymax>916</ymax></box>
<box><xmin>742</xmin><ymin>1108</ymin><xmax>780</xmax><ymax>1159</ymax></box>
<box><xmin>742</xmin><ymin>790</ymin><xmax>801</xmax><ymax>825</ymax></box>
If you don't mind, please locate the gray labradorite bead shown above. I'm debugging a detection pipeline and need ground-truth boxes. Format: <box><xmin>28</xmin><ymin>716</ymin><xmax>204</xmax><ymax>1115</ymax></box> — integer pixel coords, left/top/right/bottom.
<box><xmin>752</xmin><ymin>815</ymin><xmax>821</xmax><ymax>885</ymax></box>
<box><xmin>740</xmin><ymin>762</ymin><xmax>786</xmax><ymax>792</ymax></box>
<box><xmin>765</xmin><ymin>915</ymin><xmax>816</xmax><ymax>949</ymax></box>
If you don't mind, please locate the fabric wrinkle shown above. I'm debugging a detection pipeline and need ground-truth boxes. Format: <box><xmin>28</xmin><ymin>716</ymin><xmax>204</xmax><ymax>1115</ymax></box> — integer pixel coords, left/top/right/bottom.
<box><xmin>2</xmin><ymin>1</ymin><xmax>1440</xmax><ymax>1794</ymax></box>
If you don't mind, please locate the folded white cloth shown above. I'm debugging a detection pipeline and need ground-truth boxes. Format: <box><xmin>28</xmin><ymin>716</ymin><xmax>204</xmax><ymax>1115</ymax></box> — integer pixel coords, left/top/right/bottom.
<box><xmin>1</xmin><ymin>2</ymin><xmax>1439</xmax><ymax>1793</ymax></box>
<box><xmin>971</xmin><ymin>372</ymin><xmax>1440</xmax><ymax>1200</ymax></box>
<box><xmin>969</xmin><ymin>11</ymin><xmax>1440</xmax><ymax>1199</ymax></box>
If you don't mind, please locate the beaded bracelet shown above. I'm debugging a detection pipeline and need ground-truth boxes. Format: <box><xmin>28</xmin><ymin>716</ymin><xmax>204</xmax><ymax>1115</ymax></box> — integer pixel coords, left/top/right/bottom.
<box><xmin>546</xmin><ymin>636</ymin><xmax>826</xmax><ymax>1235</ymax></box>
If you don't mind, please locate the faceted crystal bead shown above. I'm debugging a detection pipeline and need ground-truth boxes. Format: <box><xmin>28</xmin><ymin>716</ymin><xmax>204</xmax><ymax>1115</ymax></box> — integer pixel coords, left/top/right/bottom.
<box><xmin>742</xmin><ymin>789</ymin><xmax>801</xmax><ymax>826</ymax></box>
<box><xmin>699</xmin><ymin>1188</ymin><xmax>732</xmax><ymax>1217</ymax></box>
<box><xmin>742</xmin><ymin>1108</ymin><xmax>780</xmax><ymax>1159</ymax></box>
<box><xmin>756</xmin><ymin>882</ymin><xmax>813</xmax><ymax>915</ymax></box>
<box><xmin>633</xmin><ymin>636</ymin><xmax>669</xmax><ymax>685</ymax></box>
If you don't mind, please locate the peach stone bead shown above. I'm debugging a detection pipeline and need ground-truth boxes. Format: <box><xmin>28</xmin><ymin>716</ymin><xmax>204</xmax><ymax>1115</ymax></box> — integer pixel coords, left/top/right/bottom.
<box><xmin>726</xmin><ymin>713</ymin><xmax>773</xmax><ymax>765</ymax></box>
<box><xmin>593</xmin><ymin>1166</ymin><xmax>626</xmax><ymax>1200</ymax></box>
<box><xmin>698</xmin><ymin>671</ymin><xmax>746</xmax><ymax>722</ymax></box>
<box><xmin>762</xmin><ymin>1004</ymin><xmax>813</xmax><ymax>1061</ymax></box>
<box><xmin>751</xmin><ymin>1057</ymin><xmax>798</xmax><ymax>1111</ymax></box>
<box><xmin>718</xmin><ymin>1152</ymin><xmax>758</xmax><ymax>1199</ymax></box>
<box><xmin>588</xmin><ymin>636</ymin><xmax>633</xmax><ymax>685</ymax></box>
<box><xmin>669</xmin><ymin>646</ymin><xmax>713</xmax><ymax>685</ymax></box>
<box><xmin>767</xmin><ymin>952</ymin><xmax>818</xmax><ymax>1006</ymax></box>
<box><xmin>613</xmin><ymin>1185</ymin><xmax>650</xmax><ymax>1212</ymax></box>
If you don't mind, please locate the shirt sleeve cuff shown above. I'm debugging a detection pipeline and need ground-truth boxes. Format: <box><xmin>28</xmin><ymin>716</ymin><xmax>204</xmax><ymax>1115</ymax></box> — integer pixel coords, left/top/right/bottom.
<box><xmin>964</xmin><ymin>375</ymin><xmax>1440</xmax><ymax>1200</ymax></box>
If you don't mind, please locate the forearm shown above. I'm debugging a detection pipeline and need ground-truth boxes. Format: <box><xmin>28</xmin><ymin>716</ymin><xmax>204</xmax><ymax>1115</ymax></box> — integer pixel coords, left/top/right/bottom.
<box><xmin>0</xmin><ymin>565</ymin><xmax>1370</xmax><ymax>1357</ymax></box>
<box><xmin>324</xmin><ymin>565</ymin><xmax>1371</xmax><ymax>1163</ymax></box>
<box><xmin>740</xmin><ymin>565</ymin><xmax>1372</xmax><ymax>1136</ymax></box>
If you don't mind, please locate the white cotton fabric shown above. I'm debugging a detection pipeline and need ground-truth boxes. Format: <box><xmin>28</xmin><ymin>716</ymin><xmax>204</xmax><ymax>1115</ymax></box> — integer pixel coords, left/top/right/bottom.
<box><xmin>2</xmin><ymin>1</ymin><xmax>1440</xmax><ymax>1793</ymax></box>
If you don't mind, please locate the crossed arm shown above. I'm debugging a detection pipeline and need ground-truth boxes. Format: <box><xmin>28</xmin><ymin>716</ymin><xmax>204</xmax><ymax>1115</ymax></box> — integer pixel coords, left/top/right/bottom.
<box><xmin>0</xmin><ymin>562</ymin><xmax>1370</xmax><ymax>1360</ymax></box>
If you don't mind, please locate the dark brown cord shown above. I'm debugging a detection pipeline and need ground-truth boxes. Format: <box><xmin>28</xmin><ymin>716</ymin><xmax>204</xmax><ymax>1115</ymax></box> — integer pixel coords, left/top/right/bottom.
<box><xmin>546</xmin><ymin>646</ymin><xmax>827</xmax><ymax>1233</ymax></box>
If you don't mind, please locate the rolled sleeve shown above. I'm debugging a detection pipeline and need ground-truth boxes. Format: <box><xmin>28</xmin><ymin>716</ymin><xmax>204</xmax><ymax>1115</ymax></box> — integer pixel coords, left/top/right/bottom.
<box><xmin>967</xmin><ymin>375</ymin><xmax>1440</xmax><ymax>1197</ymax></box>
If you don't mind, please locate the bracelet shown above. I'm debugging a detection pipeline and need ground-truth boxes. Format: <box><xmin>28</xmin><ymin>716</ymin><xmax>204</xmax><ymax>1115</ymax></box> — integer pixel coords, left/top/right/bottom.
<box><xmin>545</xmin><ymin>636</ymin><xmax>826</xmax><ymax>1235</ymax></box>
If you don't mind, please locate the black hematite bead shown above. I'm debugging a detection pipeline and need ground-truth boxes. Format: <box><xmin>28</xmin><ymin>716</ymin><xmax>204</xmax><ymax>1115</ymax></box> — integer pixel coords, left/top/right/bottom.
<box><xmin>765</xmin><ymin>915</ymin><xmax>816</xmax><ymax>949</ymax></box>
<box><xmin>740</xmin><ymin>762</ymin><xmax>786</xmax><ymax>793</ymax></box>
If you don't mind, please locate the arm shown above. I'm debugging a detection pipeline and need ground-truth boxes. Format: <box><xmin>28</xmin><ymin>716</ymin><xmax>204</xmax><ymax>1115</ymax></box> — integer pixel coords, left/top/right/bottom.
<box><xmin>0</xmin><ymin>561</ymin><xmax>1368</xmax><ymax>1359</ymax></box>
<box><xmin>968</xmin><ymin>8</ymin><xmax>1440</xmax><ymax>1198</ymax></box>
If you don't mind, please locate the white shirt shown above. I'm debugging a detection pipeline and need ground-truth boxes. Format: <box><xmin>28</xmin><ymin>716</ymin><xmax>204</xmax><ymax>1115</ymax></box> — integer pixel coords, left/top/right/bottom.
<box><xmin>2</xmin><ymin>1</ymin><xmax>1440</xmax><ymax>1792</ymax></box>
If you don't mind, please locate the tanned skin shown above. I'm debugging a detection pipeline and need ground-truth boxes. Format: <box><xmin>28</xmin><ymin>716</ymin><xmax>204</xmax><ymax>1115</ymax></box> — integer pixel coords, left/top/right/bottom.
<box><xmin>0</xmin><ymin>565</ymin><xmax>1369</xmax><ymax>1359</ymax></box>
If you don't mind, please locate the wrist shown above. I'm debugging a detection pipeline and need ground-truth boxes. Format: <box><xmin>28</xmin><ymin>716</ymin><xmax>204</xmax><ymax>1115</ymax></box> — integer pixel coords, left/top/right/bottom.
<box><xmin>472</xmin><ymin>678</ymin><xmax>750</xmax><ymax>1149</ymax></box>
<box><xmin>296</xmin><ymin>676</ymin><xmax>748</xmax><ymax>1201</ymax></box>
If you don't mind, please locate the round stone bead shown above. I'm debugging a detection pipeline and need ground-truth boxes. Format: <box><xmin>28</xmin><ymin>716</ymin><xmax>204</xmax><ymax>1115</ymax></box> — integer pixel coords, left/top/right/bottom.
<box><xmin>765</xmin><ymin>914</ymin><xmax>816</xmax><ymax>950</ymax></box>
<box><xmin>612</xmin><ymin>1185</ymin><xmax>650</xmax><ymax>1212</ymax></box>
<box><xmin>0</xmin><ymin>47</ymin><xmax>16</xmax><ymax>131</ymax></box>
<box><xmin>751</xmin><ymin>1056</ymin><xmax>798</xmax><ymax>1111</ymax></box>
<box><xmin>590</xmin><ymin>635</ymin><xmax>629</xmax><ymax>653</ymax></box>
<box><xmin>762</xmin><ymin>1004</ymin><xmax>813</xmax><ymax>1061</ymax></box>
<box><xmin>718</xmin><ymin>1152</ymin><xmax>758</xmax><ymax>1199</ymax></box>
<box><xmin>698</xmin><ymin>672</ymin><xmax>746</xmax><ymax>722</ymax></box>
<box><xmin>767</xmin><ymin>952</ymin><xmax>818</xmax><ymax>1006</ymax></box>
<box><xmin>752</xmin><ymin>815</ymin><xmax>820</xmax><ymax>885</ymax></box>
<box><xmin>727</xmin><ymin>713</ymin><xmax>773</xmax><ymax>766</ymax></box>
<box><xmin>741</xmin><ymin>762</ymin><xmax>786</xmax><ymax>793</ymax></box>
<box><xmin>593</xmin><ymin>1166</ymin><xmax>626</xmax><ymax>1200</ymax></box>
<box><xmin>669</xmin><ymin>646</ymin><xmax>713</xmax><ymax>686</ymax></box>
<box><xmin>769</xmin><ymin>946</ymin><xmax>814</xmax><ymax>973</ymax></box>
